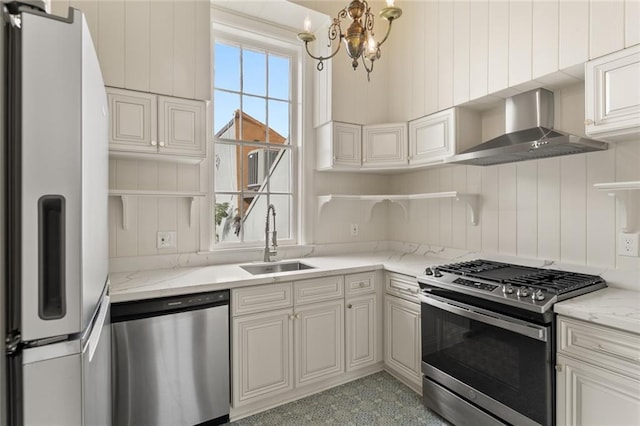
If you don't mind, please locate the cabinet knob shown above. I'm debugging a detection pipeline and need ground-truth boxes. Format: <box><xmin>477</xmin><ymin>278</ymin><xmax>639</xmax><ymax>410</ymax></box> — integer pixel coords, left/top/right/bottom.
<box><xmin>159</xmin><ymin>141</ymin><xmax>165</xmax><ymax>147</ymax></box>
<box><xmin>555</xmin><ymin>364</ymin><xmax>563</xmax><ymax>372</ymax></box>
<box><xmin>347</xmin><ymin>304</ymin><xmax>352</xmax><ymax>309</ymax></box>
<box><xmin>295</xmin><ymin>313</ymin><xmax>300</xmax><ymax>320</ymax></box>
<box><xmin>289</xmin><ymin>314</ymin><xmax>294</xmax><ymax>320</ymax></box>
<box><xmin>151</xmin><ymin>140</ymin><xmax>157</xmax><ymax>146</ymax></box>
<box><xmin>584</xmin><ymin>119</ymin><xmax>594</xmax><ymax>125</ymax></box>
<box><xmin>333</xmin><ymin>156</ymin><xmax>337</xmax><ymax>161</ymax></box>
<box><xmin>362</xmin><ymin>158</ymin><xmax>367</xmax><ymax>163</ymax></box>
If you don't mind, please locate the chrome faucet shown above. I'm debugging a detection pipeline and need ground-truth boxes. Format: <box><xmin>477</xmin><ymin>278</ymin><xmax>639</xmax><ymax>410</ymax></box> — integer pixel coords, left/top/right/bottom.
<box><xmin>264</xmin><ymin>204</ymin><xmax>277</xmax><ymax>262</ymax></box>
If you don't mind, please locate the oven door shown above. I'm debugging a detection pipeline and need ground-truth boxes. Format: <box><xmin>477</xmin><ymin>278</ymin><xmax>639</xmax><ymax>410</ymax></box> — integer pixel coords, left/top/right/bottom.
<box><xmin>419</xmin><ymin>293</ymin><xmax>553</xmax><ymax>426</ymax></box>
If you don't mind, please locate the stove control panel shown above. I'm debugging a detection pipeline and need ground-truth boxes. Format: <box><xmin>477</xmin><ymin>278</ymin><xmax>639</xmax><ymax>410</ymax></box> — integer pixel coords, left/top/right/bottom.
<box><xmin>452</xmin><ymin>277</ymin><xmax>498</xmax><ymax>292</ymax></box>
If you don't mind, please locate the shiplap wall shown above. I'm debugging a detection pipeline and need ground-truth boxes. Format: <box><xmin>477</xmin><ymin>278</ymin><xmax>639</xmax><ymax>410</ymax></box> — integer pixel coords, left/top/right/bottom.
<box><xmin>387</xmin><ymin>140</ymin><xmax>640</xmax><ymax>271</ymax></box>
<box><xmin>385</xmin><ymin>0</ymin><xmax>640</xmax><ymax>123</ymax></box>
<box><xmin>49</xmin><ymin>0</ymin><xmax>210</xmax><ymax>100</ymax></box>
<box><xmin>108</xmin><ymin>159</ymin><xmax>201</xmax><ymax>257</ymax></box>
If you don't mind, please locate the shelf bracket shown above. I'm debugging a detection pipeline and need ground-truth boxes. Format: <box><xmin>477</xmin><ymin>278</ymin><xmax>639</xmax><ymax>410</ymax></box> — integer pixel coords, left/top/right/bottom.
<box><xmin>120</xmin><ymin>195</ymin><xmax>132</xmax><ymax>231</ymax></box>
<box><xmin>383</xmin><ymin>199</ymin><xmax>409</xmax><ymax>222</ymax></box>
<box><xmin>455</xmin><ymin>194</ymin><xmax>479</xmax><ymax>226</ymax></box>
<box><xmin>188</xmin><ymin>196</ymin><xmax>196</xmax><ymax>228</ymax></box>
<box><xmin>594</xmin><ymin>182</ymin><xmax>640</xmax><ymax>232</ymax></box>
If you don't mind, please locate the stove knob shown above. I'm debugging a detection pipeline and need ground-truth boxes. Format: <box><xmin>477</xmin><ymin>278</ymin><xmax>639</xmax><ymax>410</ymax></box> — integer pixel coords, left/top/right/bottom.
<box><xmin>532</xmin><ymin>290</ymin><xmax>545</xmax><ymax>301</ymax></box>
<box><xmin>425</xmin><ymin>267</ymin><xmax>433</xmax><ymax>276</ymax></box>
<box><xmin>433</xmin><ymin>268</ymin><xmax>443</xmax><ymax>278</ymax></box>
<box><xmin>516</xmin><ymin>287</ymin><xmax>529</xmax><ymax>298</ymax></box>
<box><xmin>502</xmin><ymin>285</ymin><xmax>514</xmax><ymax>295</ymax></box>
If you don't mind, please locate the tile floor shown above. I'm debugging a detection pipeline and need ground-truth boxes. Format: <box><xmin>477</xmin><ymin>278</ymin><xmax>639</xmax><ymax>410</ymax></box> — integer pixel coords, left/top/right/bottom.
<box><xmin>230</xmin><ymin>371</ymin><xmax>450</xmax><ymax>425</ymax></box>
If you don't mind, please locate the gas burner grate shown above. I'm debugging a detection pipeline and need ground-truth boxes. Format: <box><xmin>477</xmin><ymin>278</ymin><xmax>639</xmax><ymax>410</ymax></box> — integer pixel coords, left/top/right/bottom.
<box><xmin>438</xmin><ymin>260</ymin><xmax>510</xmax><ymax>275</ymax></box>
<box><xmin>504</xmin><ymin>270</ymin><xmax>605</xmax><ymax>295</ymax></box>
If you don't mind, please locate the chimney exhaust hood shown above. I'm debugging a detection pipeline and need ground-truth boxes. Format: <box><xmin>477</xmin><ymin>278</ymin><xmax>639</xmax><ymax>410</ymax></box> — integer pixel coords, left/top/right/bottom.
<box><xmin>448</xmin><ymin>88</ymin><xmax>608</xmax><ymax>166</ymax></box>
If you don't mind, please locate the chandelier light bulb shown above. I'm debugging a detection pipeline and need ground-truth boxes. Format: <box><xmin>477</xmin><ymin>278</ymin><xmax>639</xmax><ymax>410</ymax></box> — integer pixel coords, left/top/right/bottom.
<box><xmin>386</xmin><ymin>0</ymin><xmax>394</xmax><ymax>7</ymax></box>
<box><xmin>303</xmin><ymin>15</ymin><xmax>311</xmax><ymax>33</ymax></box>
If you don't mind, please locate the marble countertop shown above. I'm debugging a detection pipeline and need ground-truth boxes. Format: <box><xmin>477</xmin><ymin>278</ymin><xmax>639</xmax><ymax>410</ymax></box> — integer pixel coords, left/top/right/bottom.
<box><xmin>111</xmin><ymin>249</ymin><xmax>640</xmax><ymax>334</ymax></box>
<box><xmin>554</xmin><ymin>287</ymin><xmax>640</xmax><ymax>334</ymax></box>
<box><xmin>109</xmin><ymin>251</ymin><xmax>445</xmax><ymax>303</ymax></box>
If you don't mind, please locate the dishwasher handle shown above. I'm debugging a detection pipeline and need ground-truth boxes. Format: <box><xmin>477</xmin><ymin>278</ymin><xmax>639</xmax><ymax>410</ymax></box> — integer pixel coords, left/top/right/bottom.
<box><xmin>111</xmin><ymin>289</ymin><xmax>230</xmax><ymax>323</ymax></box>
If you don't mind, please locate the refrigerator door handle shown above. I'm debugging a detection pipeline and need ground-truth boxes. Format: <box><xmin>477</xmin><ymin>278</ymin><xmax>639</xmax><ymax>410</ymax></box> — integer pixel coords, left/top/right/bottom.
<box><xmin>86</xmin><ymin>295</ymin><xmax>109</xmax><ymax>362</ymax></box>
<box><xmin>38</xmin><ymin>195</ymin><xmax>66</xmax><ymax>320</ymax></box>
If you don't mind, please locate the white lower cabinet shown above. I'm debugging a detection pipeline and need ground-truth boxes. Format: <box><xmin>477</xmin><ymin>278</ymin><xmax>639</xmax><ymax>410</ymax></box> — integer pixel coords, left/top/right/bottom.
<box><xmin>232</xmin><ymin>308</ymin><xmax>294</xmax><ymax>405</ymax></box>
<box><xmin>384</xmin><ymin>294</ymin><xmax>422</xmax><ymax>390</ymax></box>
<box><xmin>231</xmin><ymin>272</ymin><xmax>381</xmax><ymax>416</ymax></box>
<box><xmin>556</xmin><ymin>316</ymin><xmax>640</xmax><ymax>425</ymax></box>
<box><xmin>346</xmin><ymin>293</ymin><xmax>377</xmax><ymax>372</ymax></box>
<box><xmin>294</xmin><ymin>300</ymin><xmax>344</xmax><ymax>386</ymax></box>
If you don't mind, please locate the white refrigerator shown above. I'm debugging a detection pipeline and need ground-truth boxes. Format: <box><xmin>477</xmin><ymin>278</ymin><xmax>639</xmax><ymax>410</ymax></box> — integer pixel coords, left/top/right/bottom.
<box><xmin>2</xmin><ymin>1</ymin><xmax>111</xmax><ymax>425</ymax></box>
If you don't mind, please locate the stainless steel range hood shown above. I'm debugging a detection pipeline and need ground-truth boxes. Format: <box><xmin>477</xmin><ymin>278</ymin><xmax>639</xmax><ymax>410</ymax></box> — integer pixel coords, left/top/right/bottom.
<box><xmin>448</xmin><ymin>88</ymin><xmax>608</xmax><ymax>166</ymax></box>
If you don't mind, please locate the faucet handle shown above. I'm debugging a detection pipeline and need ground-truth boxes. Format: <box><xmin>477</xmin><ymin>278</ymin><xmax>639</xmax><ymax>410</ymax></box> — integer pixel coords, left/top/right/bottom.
<box><xmin>272</xmin><ymin>230</ymin><xmax>278</xmax><ymax>247</ymax></box>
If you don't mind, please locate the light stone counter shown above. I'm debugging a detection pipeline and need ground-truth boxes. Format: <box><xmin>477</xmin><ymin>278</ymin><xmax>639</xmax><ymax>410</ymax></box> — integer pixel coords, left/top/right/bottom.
<box><xmin>110</xmin><ymin>251</ymin><xmax>445</xmax><ymax>303</ymax></box>
<box><xmin>554</xmin><ymin>287</ymin><xmax>640</xmax><ymax>334</ymax></box>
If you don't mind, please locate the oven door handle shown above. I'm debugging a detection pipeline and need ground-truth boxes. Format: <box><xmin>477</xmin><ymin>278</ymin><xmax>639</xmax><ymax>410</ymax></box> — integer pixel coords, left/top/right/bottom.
<box><xmin>419</xmin><ymin>294</ymin><xmax>548</xmax><ymax>342</ymax></box>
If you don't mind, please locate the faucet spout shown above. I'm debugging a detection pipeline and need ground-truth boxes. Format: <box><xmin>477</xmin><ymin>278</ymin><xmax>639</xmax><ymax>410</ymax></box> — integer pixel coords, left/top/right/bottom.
<box><xmin>264</xmin><ymin>204</ymin><xmax>277</xmax><ymax>262</ymax></box>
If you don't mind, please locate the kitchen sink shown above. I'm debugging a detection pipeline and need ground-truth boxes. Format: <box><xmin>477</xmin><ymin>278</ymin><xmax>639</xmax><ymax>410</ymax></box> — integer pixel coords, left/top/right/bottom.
<box><xmin>240</xmin><ymin>261</ymin><xmax>314</xmax><ymax>275</ymax></box>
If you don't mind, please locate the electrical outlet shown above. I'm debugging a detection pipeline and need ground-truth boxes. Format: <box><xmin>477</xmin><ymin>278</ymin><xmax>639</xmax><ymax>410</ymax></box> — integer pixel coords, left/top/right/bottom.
<box><xmin>618</xmin><ymin>232</ymin><xmax>639</xmax><ymax>257</ymax></box>
<box><xmin>157</xmin><ymin>231</ymin><xmax>176</xmax><ymax>249</ymax></box>
<box><xmin>350</xmin><ymin>224</ymin><xmax>359</xmax><ymax>236</ymax></box>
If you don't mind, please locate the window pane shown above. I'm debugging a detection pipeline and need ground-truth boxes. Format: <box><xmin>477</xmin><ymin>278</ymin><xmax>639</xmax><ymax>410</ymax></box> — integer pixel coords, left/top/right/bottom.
<box><xmin>268</xmin><ymin>99</ymin><xmax>289</xmax><ymax>143</ymax></box>
<box><xmin>269</xmin><ymin>148</ymin><xmax>291</xmax><ymax>193</ymax></box>
<box><xmin>241</xmin><ymin>192</ymin><xmax>269</xmax><ymax>243</ymax></box>
<box><xmin>243</xmin><ymin>145</ymin><xmax>277</xmax><ymax>193</ymax></box>
<box><xmin>242</xmin><ymin>95</ymin><xmax>266</xmax><ymax>142</ymax></box>
<box><xmin>214</xmin><ymin>194</ymin><xmax>242</xmax><ymax>243</ymax></box>
<box><xmin>214</xmin><ymin>43</ymin><xmax>240</xmax><ymax>91</ymax></box>
<box><xmin>243</xmin><ymin>49</ymin><xmax>266</xmax><ymax>96</ymax></box>
<box><xmin>270</xmin><ymin>194</ymin><xmax>291</xmax><ymax>240</ymax></box>
<box><xmin>214</xmin><ymin>90</ymin><xmax>240</xmax><ymax>138</ymax></box>
<box><xmin>268</xmin><ymin>55</ymin><xmax>290</xmax><ymax>100</ymax></box>
<box><xmin>214</xmin><ymin>142</ymin><xmax>239</xmax><ymax>192</ymax></box>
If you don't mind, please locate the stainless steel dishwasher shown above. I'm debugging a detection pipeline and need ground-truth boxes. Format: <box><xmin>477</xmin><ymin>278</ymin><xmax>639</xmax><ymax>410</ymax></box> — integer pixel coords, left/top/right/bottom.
<box><xmin>111</xmin><ymin>290</ymin><xmax>230</xmax><ymax>426</ymax></box>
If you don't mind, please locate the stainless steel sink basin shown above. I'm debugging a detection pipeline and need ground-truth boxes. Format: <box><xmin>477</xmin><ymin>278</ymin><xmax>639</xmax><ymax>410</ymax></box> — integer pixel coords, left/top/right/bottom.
<box><xmin>240</xmin><ymin>261</ymin><xmax>314</xmax><ymax>275</ymax></box>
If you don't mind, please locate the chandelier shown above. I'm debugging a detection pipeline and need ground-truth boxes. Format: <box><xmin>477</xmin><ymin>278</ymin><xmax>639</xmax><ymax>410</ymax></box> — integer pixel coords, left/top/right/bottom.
<box><xmin>297</xmin><ymin>0</ymin><xmax>402</xmax><ymax>81</ymax></box>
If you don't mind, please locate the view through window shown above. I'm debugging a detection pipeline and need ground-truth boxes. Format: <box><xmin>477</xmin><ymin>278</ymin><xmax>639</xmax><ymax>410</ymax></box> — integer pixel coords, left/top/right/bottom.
<box><xmin>213</xmin><ymin>39</ymin><xmax>295</xmax><ymax>245</ymax></box>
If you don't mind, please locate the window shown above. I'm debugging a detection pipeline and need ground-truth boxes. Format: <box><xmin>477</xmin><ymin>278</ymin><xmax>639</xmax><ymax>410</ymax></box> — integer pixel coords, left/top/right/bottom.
<box><xmin>212</xmin><ymin>36</ymin><xmax>298</xmax><ymax>247</ymax></box>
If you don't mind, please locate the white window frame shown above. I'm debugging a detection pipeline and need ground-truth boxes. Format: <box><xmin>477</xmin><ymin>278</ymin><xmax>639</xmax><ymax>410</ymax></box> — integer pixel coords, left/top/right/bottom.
<box><xmin>200</xmin><ymin>8</ymin><xmax>306</xmax><ymax>252</ymax></box>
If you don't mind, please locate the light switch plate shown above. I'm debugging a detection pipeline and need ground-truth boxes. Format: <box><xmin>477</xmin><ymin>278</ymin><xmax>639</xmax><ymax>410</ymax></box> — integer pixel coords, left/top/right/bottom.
<box><xmin>157</xmin><ymin>231</ymin><xmax>176</xmax><ymax>249</ymax></box>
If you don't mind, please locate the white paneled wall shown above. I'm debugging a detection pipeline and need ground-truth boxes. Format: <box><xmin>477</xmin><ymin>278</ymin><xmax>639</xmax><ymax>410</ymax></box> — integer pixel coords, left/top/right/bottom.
<box><xmin>388</xmin><ymin>140</ymin><xmax>640</xmax><ymax>270</ymax></box>
<box><xmin>109</xmin><ymin>159</ymin><xmax>200</xmax><ymax>257</ymax></box>
<box><xmin>50</xmin><ymin>0</ymin><xmax>210</xmax><ymax>100</ymax></box>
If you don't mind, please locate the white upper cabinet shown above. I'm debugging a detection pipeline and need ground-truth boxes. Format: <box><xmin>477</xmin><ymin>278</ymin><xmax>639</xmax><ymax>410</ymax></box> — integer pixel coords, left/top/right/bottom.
<box><xmin>316</xmin><ymin>121</ymin><xmax>362</xmax><ymax>170</ymax></box>
<box><xmin>585</xmin><ymin>45</ymin><xmax>640</xmax><ymax>141</ymax></box>
<box><xmin>362</xmin><ymin>123</ymin><xmax>408</xmax><ymax>168</ymax></box>
<box><xmin>107</xmin><ymin>88</ymin><xmax>206</xmax><ymax>161</ymax></box>
<box><xmin>408</xmin><ymin>108</ymin><xmax>481</xmax><ymax>166</ymax></box>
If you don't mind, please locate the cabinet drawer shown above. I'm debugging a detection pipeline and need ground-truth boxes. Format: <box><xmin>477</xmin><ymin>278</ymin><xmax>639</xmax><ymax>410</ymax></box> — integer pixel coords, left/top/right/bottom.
<box><xmin>558</xmin><ymin>316</ymin><xmax>640</xmax><ymax>380</ymax></box>
<box><xmin>385</xmin><ymin>272</ymin><xmax>420</xmax><ymax>303</ymax></box>
<box><xmin>232</xmin><ymin>283</ymin><xmax>292</xmax><ymax>316</ymax></box>
<box><xmin>345</xmin><ymin>272</ymin><xmax>376</xmax><ymax>296</ymax></box>
<box><xmin>294</xmin><ymin>276</ymin><xmax>344</xmax><ymax>305</ymax></box>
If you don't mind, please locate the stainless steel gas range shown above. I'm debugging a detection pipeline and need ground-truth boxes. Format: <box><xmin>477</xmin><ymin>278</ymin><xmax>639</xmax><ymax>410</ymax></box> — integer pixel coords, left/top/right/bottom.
<box><xmin>417</xmin><ymin>260</ymin><xmax>607</xmax><ymax>426</ymax></box>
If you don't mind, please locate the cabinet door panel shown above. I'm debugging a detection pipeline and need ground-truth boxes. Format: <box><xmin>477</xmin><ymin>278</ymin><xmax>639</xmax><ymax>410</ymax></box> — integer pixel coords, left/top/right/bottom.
<box><xmin>333</xmin><ymin>122</ymin><xmax>362</xmax><ymax>167</ymax></box>
<box><xmin>295</xmin><ymin>300</ymin><xmax>344</xmax><ymax>387</ymax></box>
<box><xmin>585</xmin><ymin>46</ymin><xmax>640</xmax><ymax>140</ymax></box>
<box><xmin>362</xmin><ymin>123</ymin><xmax>407</xmax><ymax>167</ymax></box>
<box><xmin>346</xmin><ymin>294</ymin><xmax>377</xmax><ymax>371</ymax></box>
<box><xmin>158</xmin><ymin>96</ymin><xmax>206</xmax><ymax>156</ymax></box>
<box><xmin>409</xmin><ymin>109</ymin><xmax>454</xmax><ymax>166</ymax></box>
<box><xmin>384</xmin><ymin>296</ymin><xmax>421</xmax><ymax>384</ymax></box>
<box><xmin>232</xmin><ymin>309</ymin><xmax>294</xmax><ymax>406</ymax></box>
<box><xmin>107</xmin><ymin>88</ymin><xmax>157</xmax><ymax>153</ymax></box>
<box><xmin>556</xmin><ymin>355</ymin><xmax>640</xmax><ymax>426</ymax></box>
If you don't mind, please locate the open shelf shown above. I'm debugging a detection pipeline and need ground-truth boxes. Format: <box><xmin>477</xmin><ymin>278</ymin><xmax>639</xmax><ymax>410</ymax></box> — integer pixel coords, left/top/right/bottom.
<box><xmin>109</xmin><ymin>190</ymin><xmax>206</xmax><ymax>230</ymax></box>
<box><xmin>318</xmin><ymin>191</ymin><xmax>479</xmax><ymax>225</ymax></box>
<box><xmin>594</xmin><ymin>181</ymin><xmax>640</xmax><ymax>232</ymax></box>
